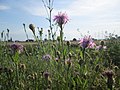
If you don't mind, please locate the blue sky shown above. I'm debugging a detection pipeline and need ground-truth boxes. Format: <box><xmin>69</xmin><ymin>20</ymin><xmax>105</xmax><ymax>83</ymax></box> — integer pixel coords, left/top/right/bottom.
<box><xmin>0</xmin><ymin>0</ymin><xmax>120</xmax><ymax>41</ymax></box>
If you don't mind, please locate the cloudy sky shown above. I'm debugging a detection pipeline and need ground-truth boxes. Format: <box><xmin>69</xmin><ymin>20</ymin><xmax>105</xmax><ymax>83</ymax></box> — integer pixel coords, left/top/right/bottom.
<box><xmin>0</xmin><ymin>0</ymin><xmax>120</xmax><ymax>41</ymax></box>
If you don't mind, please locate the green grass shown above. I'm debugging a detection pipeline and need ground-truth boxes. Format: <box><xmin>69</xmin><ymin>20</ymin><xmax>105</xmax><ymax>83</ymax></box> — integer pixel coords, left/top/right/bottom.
<box><xmin>0</xmin><ymin>39</ymin><xmax>120</xmax><ymax>90</ymax></box>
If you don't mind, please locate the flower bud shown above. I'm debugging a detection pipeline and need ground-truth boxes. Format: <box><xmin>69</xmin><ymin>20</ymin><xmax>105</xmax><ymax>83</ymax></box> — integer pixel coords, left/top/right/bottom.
<box><xmin>29</xmin><ymin>24</ymin><xmax>35</xmax><ymax>35</ymax></box>
<box><xmin>43</xmin><ymin>71</ymin><xmax>49</xmax><ymax>79</ymax></box>
<box><xmin>66</xmin><ymin>41</ymin><xmax>71</xmax><ymax>46</ymax></box>
<box><xmin>57</xmin><ymin>36</ymin><xmax>60</xmax><ymax>42</ymax></box>
<box><xmin>100</xmin><ymin>40</ymin><xmax>104</xmax><ymax>46</ymax></box>
<box><xmin>19</xmin><ymin>63</ymin><xmax>26</xmax><ymax>71</ymax></box>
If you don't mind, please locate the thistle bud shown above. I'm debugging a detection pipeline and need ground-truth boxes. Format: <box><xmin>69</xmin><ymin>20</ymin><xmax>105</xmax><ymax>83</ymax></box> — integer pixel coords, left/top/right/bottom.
<box><xmin>66</xmin><ymin>59</ymin><xmax>71</xmax><ymax>65</ymax></box>
<box><xmin>57</xmin><ymin>36</ymin><xmax>60</xmax><ymax>42</ymax></box>
<box><xmin>102</xmin><ymin>70</ymin><xmax>114</xmax><ymax>90</ymax></box>
<box><xmin>67</xmin><ymin>41</ymin><xmax>71</xmax><ymax>46</ymax></box>
<box><xmin>19</xmin><ymin>63</ymin><xmax>26</xmax><ymax>71</ymax></box>
<box><xmin>29</xmin><ymin>24</ymin><xmax>35</xmax><ymax>35</ymax></box>
<box><xmin>43</xmin><ymin>71</ymin><xmax>49</xmax><ymax>79</ymax></box>
<box><xmin>56</xmin><ymin>51</ymin><xmax>61</xmax><ymax>59</ymax></box>
<box><xmin>69</xmin><ymin>52</ymin><xmax>72</xmax><ymax>59</ymax></box>
<box><xmin>7</xmin><ymin>28</ymin><xmax>9</xmax><ymax>33</ymax></box>
<box><xmin>23</xmin><ymin>23</ymin><xmax>25</xmax><ymax>27</ymax></box>
<box><xmin>100</xmin><ymin>40</ymin><xmax>104</xmax><ymax>46</ymax></box>
<box><xmin>114</xmin><ymin>66</ymin><xmax>119</xmax><ymax>74</ymax></box>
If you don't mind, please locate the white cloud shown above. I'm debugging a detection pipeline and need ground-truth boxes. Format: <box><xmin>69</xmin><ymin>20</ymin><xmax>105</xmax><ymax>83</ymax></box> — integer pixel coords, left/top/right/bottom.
<box><xmin>0</xmin><ymin>5</ymin><xmax>10</xmax><ymax>10</ymax></box>
<box><xmin>23</xmin><ymin>6</ymin><xmax>47</xmax><ymax>16</ymax></box>
<box><xmin>66</xmin><ymin>0</ymin><xmax>120</xmax><ymax>16</ymax></box>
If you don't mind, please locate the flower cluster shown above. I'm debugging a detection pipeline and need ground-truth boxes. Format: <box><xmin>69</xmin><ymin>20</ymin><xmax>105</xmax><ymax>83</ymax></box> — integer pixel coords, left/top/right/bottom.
<box><xmin>79</xmin><ymin>35</ymin><xmax>96</xmax><ymax>48</ymax></box>
<box><xmin>53</xmin><ymin>12</ymin><xmax>69</xmax><ymax>26</ymax></box>
<box><xmin>10</xmin><ymin>43</ymin><xmax>24</xmax><ymax>54</ymax></box>
<box><xmin>42</xmin><ymin>54</ymin><xmax>51</xmax><ymax>61</ymax></box>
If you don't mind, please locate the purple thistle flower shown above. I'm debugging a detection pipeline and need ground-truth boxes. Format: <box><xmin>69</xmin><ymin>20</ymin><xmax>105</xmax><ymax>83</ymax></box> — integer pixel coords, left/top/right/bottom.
<box><xmin>79</xmin><ymin>36</ymin><xmax>96</xmax><ymax>48</ymax></box>
<box><xmin>42</xmin><ymin>54</ymin><xmax>51</xmax><ymax>61</ymax></box>
<box><xmin>10</xmin><ymin>43</ymin><xmax>23</xmax><ymax>54</ymax></box>
<box><xmin>53</xmin><ymin>12</ymin><xmax>69</xmax><ymax>26</ymax></box>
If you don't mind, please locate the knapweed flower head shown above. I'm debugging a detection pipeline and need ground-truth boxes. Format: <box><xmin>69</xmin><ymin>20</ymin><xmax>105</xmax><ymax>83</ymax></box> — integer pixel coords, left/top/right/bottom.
<box><xmin>10</xmin><ymin>43</ymin><xmax>24</xmax><ymax>54</ymax></box>
<box><xmin>42</xmin><ymin>54</ymin><xmax>51</xmax><ymax>61</ymax></box>
<box><xmin>96</xmin><ymin>45</ymin><xmax>107</xmax><ymax>50</ymax></box>
<box><xmin>102</xmin><ymin>70</ymin><xmax>114</xmax><ymax>78</ymax></box>
<box><xmin>43</xmin><ymin>71</ymin><xmax>49</xmax><ymax>79</ymax></box>
<box><xmin>29</xmin><ymin>24</ymin><xmax>35</xmax><ymax>35</ymax></box>
<box><xmin>79</xmin><ymin>35</ymin><xmax>96</xmax><ymax>48</ymax></box>
<box><xmin>53</xmin><ymin>12</ymin><xmax>69</xmax><ymax>26</ymax></box>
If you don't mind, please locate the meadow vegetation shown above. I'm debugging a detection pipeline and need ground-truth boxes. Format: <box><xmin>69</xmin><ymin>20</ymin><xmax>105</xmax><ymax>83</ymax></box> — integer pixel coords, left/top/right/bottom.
<box><xmin>0</xmin><ymin>0</ymin><xmax>120</xmax><ymax>90</ymax></box>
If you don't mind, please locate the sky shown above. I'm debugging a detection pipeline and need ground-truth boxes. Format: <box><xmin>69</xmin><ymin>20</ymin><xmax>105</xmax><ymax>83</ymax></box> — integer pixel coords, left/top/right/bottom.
<box><xmin>0</xmin><ymin>0</ymin><xmax>120</xmax><ymax>41</ymax></box>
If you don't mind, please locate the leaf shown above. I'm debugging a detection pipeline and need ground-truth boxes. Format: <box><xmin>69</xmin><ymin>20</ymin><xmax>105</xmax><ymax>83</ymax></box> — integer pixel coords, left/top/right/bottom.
<box><xmin>12</xmin><ymin>51</ymin><xmax>19</xmax><ymax>63</ymax></box>
<box><xmin>83</xmin><ymin>80</ymin><xmax>88</xmax><ymax>89</ymax></box>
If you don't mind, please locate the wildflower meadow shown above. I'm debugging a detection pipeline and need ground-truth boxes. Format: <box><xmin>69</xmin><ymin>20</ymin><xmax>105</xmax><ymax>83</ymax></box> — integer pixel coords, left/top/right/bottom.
<box><xmin>0</xmin><ymin>0</ymin><xmax>120</xmax><ymax>90</ymax></box>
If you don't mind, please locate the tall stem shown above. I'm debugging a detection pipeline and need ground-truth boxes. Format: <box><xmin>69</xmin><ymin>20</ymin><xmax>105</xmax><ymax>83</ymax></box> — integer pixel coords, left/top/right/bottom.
<box><xmin>60</xmin><ymin>25</ymin><xmax>64</xmax><ymax>60</ymax></box>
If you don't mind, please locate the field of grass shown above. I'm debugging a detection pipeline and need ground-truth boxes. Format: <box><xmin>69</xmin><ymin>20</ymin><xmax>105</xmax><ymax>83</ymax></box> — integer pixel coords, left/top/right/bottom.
<box><xmin>0</xmin><ymin>37</ymin><xmax>120</xmax><ymax>90</ymax></box>
<box><xmin>0</xmin><ymin>3</ymin><xmax>120</xmax><ymax>89</ymax></box>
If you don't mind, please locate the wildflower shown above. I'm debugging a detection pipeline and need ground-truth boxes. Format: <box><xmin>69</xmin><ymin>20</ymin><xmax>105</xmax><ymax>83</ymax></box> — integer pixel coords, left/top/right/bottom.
<box><xmin>39</xmin><ymin>28</ymin><xmax>43</xmax><ymax>36</ymax></box>
<box><xmin>55</xmin><ymin>58</ymin><xmax>59</xmax><ymax>62</ymax></box>
<box><xmin>100</xmin><ymin>40</ymin><xmax>105</xmax><ymax>46</ymax></box>
<box><xmin>53</xmin><ymin>12</ymin><xmax>69</xmax><ymax>27</ymax></box>
<box><xmin>57</xmin><ymin>36</ymin><xmax>60</xmax><ymax>42</ymax></box>
<box><xmin>29</xmin><ymin>24</ymin><xmax>35</xmax><ymax>35</ymax></box>
<box><xmin>114</xmin><ymin>66</ymin><xmax>119</xmax><ymax>73</ymax></box>
<box><xmin>102</xmin><ymin>70</ymin><xmax>114</xmax><ymax>90</ymax></box>
<box><xmin>96</xmin><ymin>40</ymin><xmax>107</xmax><ymax>50</ymax></box>
<box><xmin>19</xmin><ymin>63</ymin><xmax>26</xmax><ymax>71</ymax></box>
<box><xmin>65</xmin><ymin>59</ymin><xmax>72</xmax><ymax>65</ymax></box>
<box><xmin>7</xmin><ymin>28</ymin><xmax>9</xmax><ymax>33</ymax></box>
<box><xmin>42</xmin><ymin>54</ymin><xmax>51</xmax><ymax>61</ymax></box>
<box><xmin>27</xmin><ymin>74</ymin><xmax>35</xmax><ymax>80</ymax></box>
<box><xmin>23</xmin><ymin>23</ymin><xmax>25</xmax><ymax>27</ymax></box>
<box><xmin>79</xmin><ymin>35</ymin><xmax>96</xmax><ymax>48</ymax></box>
<box><xmin>96</xmin><ymin>45</ymin><xmax>107</xmax><ymax>50</ymax></box>
<box><xmin>66</xmin><ymin>41</ymin><xmax>71</xmax><ymax>47</ymax></box>
<box><xmin>56</xmin><ymin>51</ymin><xmax>61</xmax><ymax>59</ymax></box>
<box><xmin>102</xmin><ymin>70</ymin><xmax>114</xmax><ymax>78</ymax></box>
<box><xmin>69</xmin><ymin>52</ymin><xmax>72</xmax><ymax>59</ymax></box>
<box><xmin>10</xmin><ymin>43</ymin><xmax>24</xmax><ymax>54</ymax></box>
<box><xmin>8</xmin><ymin>68</ymin><xmax>14</xmax><ymax>74</ymax></box>
<box><xmin>43</xmin><ymin>71</ymin><xmax>49</xmax><ymax>79</ymax></box>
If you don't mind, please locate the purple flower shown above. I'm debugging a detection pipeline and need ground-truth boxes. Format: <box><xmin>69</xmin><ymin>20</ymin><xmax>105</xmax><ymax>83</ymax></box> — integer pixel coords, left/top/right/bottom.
<box><xmin>42</xmin><ymin>54</ymin><xmax>51</xmax><ymax>61</ymax></box>
<box><xmin>53</xmin><ymin>12</ymin><xmax>69</xmax><ymax>26</ymax></box>
<box><xmin>79</xmin><ymin>36</ymin><xmax>96</xmax><ymax>48</ymax></box>
<box><xmin>10</xmin><ymin>43</ymin><xmax>23</xmax><ymax>54</ymax></box>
